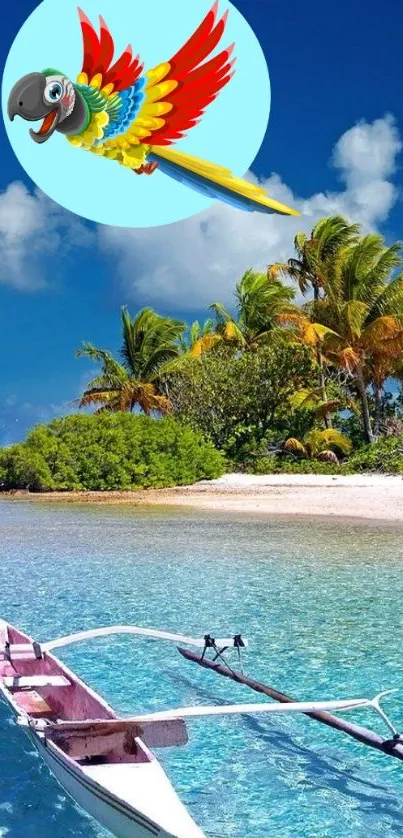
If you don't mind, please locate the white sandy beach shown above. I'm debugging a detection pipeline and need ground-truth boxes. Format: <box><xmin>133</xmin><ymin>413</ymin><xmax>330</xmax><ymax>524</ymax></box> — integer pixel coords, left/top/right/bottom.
<box><xmin>162</xmin><ymin>473</ymin><xmax>403</xmax><ymax>522</ymax></box>
<box><xmin>6</xmin><ymin>473</ymin><xmax>403</xmax><ymax>523</ymax></box>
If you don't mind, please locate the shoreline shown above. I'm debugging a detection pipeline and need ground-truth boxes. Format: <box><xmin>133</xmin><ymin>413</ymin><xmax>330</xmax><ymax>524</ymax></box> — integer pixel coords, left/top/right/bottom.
<box><xmin>2</xmin><ymin>474</ymin><xmax>403</xmax><ymax>523</ymax></box>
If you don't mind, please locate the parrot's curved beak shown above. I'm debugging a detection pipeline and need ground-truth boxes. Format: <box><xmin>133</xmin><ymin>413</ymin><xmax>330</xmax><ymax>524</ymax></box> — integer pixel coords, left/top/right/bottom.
<box><xmin>7</xmin><ymin>73</ymin><xmax>61</xmax><ymax>144</ymax></box>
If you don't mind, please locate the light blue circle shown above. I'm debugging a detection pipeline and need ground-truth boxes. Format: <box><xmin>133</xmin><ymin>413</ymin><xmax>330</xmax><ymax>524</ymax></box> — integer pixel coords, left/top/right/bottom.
<box><xmin>2</xmin><ymin>0</ymin><xmax>271</xmax><ymax>229</ymax></box>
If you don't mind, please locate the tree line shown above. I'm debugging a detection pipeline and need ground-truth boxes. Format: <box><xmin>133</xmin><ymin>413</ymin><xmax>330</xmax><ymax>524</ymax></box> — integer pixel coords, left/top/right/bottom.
<box><xmin>75</xmin><ymin>214</ymin><xmax>403</xmax><ymax>469</ymax></box>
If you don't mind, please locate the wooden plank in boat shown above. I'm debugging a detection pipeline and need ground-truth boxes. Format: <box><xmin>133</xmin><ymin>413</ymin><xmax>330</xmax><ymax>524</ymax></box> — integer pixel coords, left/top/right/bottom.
<box><xmin>46</xmin><ymin>717</ymin><xmax>188</xmax><ymax>749</ymax></box>
<box><xmin>13</xmin><ymin>690</ymin><xmax>53</xmax><ymax>718</ymax></box>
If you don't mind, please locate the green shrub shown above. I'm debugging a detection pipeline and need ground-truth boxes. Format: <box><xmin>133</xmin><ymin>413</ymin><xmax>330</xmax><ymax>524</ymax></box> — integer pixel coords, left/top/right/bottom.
<box><xmin>165</xmin><ymin>343</ymin><xmax>317</xmax><ymax>459</ymax></box>
<box><xmin>347</xmin><ymin>434</ymin><xmax>403</xmax><ymax>474</ymax></box>
<box><xmin>243</xmin><ymin>456</ymin><xmax>344</xmax><ymax>475</ymax></box>
<box><xmin>241</xmin><ymin>433</ymin><xmax>403</xmax><ymax>475</ymax></box>
<box><xmin>0</xmin><ymin>445</ymin><xmax>55</xmax><ymax>491</ymax></box>
<box><xmin>0</xmin><ymin>414</ymin><xmax>225</xmax><ymax>492</ymax></box>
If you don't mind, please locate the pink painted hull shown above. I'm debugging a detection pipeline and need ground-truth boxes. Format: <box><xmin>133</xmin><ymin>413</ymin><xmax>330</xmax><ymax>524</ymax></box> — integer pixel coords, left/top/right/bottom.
<box><xmin>0</xmin><ymin>620</ymin><xmax>205</xmax><ymax>838</ymax></box>
<box><xmin>1</xmin><ymin>623</ymin><xmax>122</xmax><ymax>726</ymax></box>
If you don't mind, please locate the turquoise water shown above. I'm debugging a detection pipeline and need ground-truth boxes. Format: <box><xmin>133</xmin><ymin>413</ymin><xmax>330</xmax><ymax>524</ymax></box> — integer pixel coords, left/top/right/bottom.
<box><xmin>1</xmin><ymin>500</ymin><xmax>403</xmax><ymax>837</ymax></box>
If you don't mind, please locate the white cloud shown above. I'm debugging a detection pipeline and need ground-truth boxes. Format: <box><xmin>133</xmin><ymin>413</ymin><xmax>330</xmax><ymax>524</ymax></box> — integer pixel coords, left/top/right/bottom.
<box><xmin>332</xmin><ymin>115</ymin><xmax>401</xmax><ymax>184</ymax></box>
<box><xmin>0</xmin><ymin>182</ymin><xmax>94</xmax><ymax>290</ymax></box>
<box><xmin>98</xmin><ymin>115</ymin><xmax>402</xmax><ymax>310</ymax></box>
<box><xmin>331</xmin><ymin>114</ymin><xmax>402</xmax><ymax>227</ymax></box>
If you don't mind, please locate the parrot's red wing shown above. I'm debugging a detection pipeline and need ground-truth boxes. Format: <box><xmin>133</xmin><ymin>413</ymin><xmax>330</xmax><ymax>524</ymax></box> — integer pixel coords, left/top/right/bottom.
<box><xmin>77</xmin><ymin>4</ymin><xmax>236</xmax><ymax>148</ymax></box>
<box><xmin>78</xmin><ymin>9</ymin><xmax>143</xmax><ymax>91</ymax></box>
<box><xmin>147</xmin><ymin>2</ymin><xmax>235</xmax><ymax>146</ymax></box>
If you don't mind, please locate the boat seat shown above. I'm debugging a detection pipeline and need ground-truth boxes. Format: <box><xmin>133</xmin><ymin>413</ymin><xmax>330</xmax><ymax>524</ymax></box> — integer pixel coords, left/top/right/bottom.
<box><xmin>12</xmin><ymin>689</ymin><xmax>54</xmax><ymax>718</ymax></box>
<box><xmin>3</xmin><ymin>675</ymin><xmax>71</xmax><ymax>689</ymax></box>
<box><xmin>0</xmin><ymin>643</ymin><xmax>42</xmax><ymax>662</ymax></box>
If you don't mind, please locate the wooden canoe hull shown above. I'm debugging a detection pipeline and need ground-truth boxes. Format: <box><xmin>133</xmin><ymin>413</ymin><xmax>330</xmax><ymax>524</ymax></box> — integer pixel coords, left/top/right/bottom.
<box><xmin>33</xmin><ymin>733</ymin><xmax>167</xmax><ymax>838</ymax></box>
<box><xmin>0</xmin><ymin>620</ymin><xmax>205</xmax><ymax>838</ymax></box>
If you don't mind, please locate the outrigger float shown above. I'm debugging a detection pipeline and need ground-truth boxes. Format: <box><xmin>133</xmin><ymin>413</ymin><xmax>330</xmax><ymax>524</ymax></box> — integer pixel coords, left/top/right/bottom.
<box><xmin>1</xmin><ymin>619</ymin><xmax>403</xmax><ymax>838</ymax></box>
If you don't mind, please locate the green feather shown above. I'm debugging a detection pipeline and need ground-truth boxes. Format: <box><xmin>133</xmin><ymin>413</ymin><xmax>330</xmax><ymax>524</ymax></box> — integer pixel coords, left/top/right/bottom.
<box><xmin>79</xmin><ymin>85</ymin><xmax>109</xmax><ymax>114</ymax></box>
<box><xmin>41</xmin><ymin>67</ymin><xmax>65</xmax><ymax>77</ymax></box>
<box><xmin>107</xmin><ymin>95</ymin><xmax>122</xmax><ymax>121</ymax></box>
<box><xmin>76</xmin><ymin>90</ymin><xmax>91</xmax><ymax>133</ymax></box>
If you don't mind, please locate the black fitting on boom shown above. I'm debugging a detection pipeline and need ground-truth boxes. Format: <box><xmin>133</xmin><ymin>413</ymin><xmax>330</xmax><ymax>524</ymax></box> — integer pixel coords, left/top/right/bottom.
<box><xmin>33</xmin><ymin>642</ymin><xmax>43</xmax><ymax>660</ymax></box>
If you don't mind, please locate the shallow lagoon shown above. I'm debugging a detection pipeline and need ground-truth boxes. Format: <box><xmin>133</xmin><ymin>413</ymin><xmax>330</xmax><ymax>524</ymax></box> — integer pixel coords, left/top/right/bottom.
<box><xmin>0</xmin><ymin>500</ymin><xmax>403</xmax><ymax>837</ymax></box>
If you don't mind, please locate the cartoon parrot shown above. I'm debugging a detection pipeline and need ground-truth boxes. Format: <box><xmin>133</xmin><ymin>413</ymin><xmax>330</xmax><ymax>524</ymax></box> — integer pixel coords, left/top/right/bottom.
<box><xmin>7</xmin><ymin>3</ymin><xmax>299</xmax><ymax>217</ymax></box>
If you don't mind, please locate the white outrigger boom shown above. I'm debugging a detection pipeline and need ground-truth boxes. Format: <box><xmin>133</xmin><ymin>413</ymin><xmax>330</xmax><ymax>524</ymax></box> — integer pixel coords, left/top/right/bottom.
<box><xmin>0</xmin><ymin>625</ymin><xmax>248</xmax><ymax>661</ymax></box>
<box><xmin>133</xmin><ymin>690</ymin><xmax>400</xmax><ymax>738</ymax></box>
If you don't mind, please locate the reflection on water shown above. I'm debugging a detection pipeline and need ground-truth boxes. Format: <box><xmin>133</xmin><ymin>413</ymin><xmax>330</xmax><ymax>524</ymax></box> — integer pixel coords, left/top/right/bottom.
<box><xmin>0</xmin><ymin>500</ymin><xmax>403</xmax><ymax>837</ymax></box>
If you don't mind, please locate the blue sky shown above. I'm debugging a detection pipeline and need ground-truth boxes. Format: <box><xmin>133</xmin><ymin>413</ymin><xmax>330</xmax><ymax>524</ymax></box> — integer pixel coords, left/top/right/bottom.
<box><xmin>0</xmin><ymin>0</ymin><xmax>402</xmax><ymax>444</ymax></box>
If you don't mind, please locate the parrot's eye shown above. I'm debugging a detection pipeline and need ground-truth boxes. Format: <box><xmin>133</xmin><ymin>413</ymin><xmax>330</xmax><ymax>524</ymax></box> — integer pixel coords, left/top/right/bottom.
<box><xmin>44</xmin><ymin>81</ymin><xmax>63</xmax><ymax>104</ymax></box>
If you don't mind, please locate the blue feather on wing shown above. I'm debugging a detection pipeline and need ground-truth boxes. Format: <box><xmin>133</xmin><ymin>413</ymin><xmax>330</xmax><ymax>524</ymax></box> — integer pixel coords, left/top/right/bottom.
<box><xmin>101</xmin><ymin>78</ymin><xmax>145</xmax><ymax>143</ymax></box>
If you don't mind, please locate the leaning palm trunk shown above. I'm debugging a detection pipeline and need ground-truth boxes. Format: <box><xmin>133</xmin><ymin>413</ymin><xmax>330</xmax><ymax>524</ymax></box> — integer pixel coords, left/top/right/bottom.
<box><xmin>312</xmin><ymin>283</ymin><xmax>332</xmax><ymax>429</ymax></box>
<box><xmin>355</xmin><ymin>368</ymin><xmax>374</xmax><ymax>444</ymax></box>
<box><xmin>317</xmin><ymin>350</ymin><xmax>332</xmax><ymax>429</ymax></box>
<box><xmin>373</xmin><ymin>384</ymin><xmax>383</xmax><ymax>440</ymax></box>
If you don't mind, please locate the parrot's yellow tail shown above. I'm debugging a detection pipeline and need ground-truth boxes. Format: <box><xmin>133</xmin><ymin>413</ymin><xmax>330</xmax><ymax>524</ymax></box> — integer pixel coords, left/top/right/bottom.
<box><xmin>148</xmin><ymin>147</ymin><xmax>300</xmax><ymax>217</ymax></box>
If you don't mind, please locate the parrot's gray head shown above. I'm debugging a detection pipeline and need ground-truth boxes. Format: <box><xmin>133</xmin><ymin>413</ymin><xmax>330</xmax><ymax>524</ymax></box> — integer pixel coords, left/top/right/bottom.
<box><xmin>7</xmin><ymin>70</ymin><xmax>87</xmax><ymax>143</ymax></box>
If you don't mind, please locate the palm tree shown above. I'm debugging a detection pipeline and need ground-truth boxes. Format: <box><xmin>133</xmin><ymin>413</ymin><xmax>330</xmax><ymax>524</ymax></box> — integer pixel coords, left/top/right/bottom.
<box><xmin>210</xmin><ymin>269</ymin><xmax>295</xmax><ymax>349</ymax></box>
<box><xmin>284</xmin><ymin>429</ymin><xmax>352</xmax><ymax>464</ymax></box>
<box><xmin>305</xmin><ymin>235</ymin><xmax>403</xmax><ymax>442</ymax></box>
<box><xmin>272</xmin><ymin>215</ymin><xmax>361</xmax><ymax>301</ymax></box>
<box><xmin>272</xmin><ymin>216</ymin><xmax>361</xmax><ymax>427</ymax></box>
<box><xmin>76</xmin><ymin>307</ymin><xmax>185</xmax><ymax>414</ymax></box>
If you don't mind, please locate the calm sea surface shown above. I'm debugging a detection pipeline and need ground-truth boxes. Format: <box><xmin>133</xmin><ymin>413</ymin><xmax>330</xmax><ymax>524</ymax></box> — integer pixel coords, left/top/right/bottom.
<box><xmin>1</xmin><ymin>500</ymin><xmax>403</xmax><ymax>838</ymax></box>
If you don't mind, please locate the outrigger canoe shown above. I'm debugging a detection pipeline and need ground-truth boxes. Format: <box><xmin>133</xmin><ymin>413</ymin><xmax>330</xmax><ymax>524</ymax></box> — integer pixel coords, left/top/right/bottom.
<box><xmin>1</xmin><ymin>619</ymin><xmax>403</xmax><ymax>838</ymax></box>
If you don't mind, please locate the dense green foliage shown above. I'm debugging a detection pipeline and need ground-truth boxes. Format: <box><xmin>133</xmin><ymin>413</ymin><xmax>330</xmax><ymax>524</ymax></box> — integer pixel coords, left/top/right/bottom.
<box><xmin>0</xmin><ymin>414</ymin><xmax>225</xmax><ymax>492</ymax></box>
<box><xmin>74</xmin><ymin>221</ymin><xmax>403</xmax><ymax>472</ymax></box>
<box><xmin>164</xmin><ymin>343</ymin><xmax>316</xmax><ymax>460</ymax></box>
<box><xmin>243</xmin><ymin>435</ymin><xmax>403</xmax><ymax>475</ymax></box>
<box><xmin>346</xmin><ymin>434</ymin><xmax>403</xmax><ymax>474</ymax></box>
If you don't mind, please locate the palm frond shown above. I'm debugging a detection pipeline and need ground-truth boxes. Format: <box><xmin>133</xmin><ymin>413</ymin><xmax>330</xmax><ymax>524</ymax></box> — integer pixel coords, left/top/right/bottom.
<box><xmin>210</xmin><ymin>302</ymin><xmax>234</xmax><ymax>324</ymax></box>
<box><xmin>75</xmin><ymin>343</ymin><xmax>118</xmax><ymax>368</ymax></box>
<box><xmin>77</xmin><ymin>387</ymin><xmax>121</xmax><ymax>409</ymax></box>
<box><xmin>223</xmin><ymin>320</ymin><xmax>245</xmax><ymax>344</ymax></box>
<box><xmin>283</xmin><ymin>438</ymin><xmax>307</xmax><ymax>457</ymax></box>
<box><xmin>288</xmin><ymin>389</ymin><xmax>319</xmax><ymax>411</ymax></box>
<box><xmin>189</xmin><ymin>334</ymin><xmax>222</xmax><ymax>358</ymax></box>
<box><xmin>326</xmin><ymin>431</ymin><xmax>352</xmax><ymax>454</ymax></box>
<box><xmin>294</xmin><ymin>232</ymin><xmax>307</xmax><ymax>257</ymax></box>
<box><xmin>362</xmin><ymin>315</ymin><xmax>403</xmax><ymax>347</ymax></box>
<box><xmin>289</xmin><ymin>389</ymin><xmax>343</xmax><ymax>418</ymax></box>
<box><xmin>368</xmin><ymin>273</ymin><xmax>403</xmax><ymax>319</ymax></box>
<box><xmin>344</xmin><ymin>300</ymin><xmax>369</xmax><ymax>338</ymax></box>
<box><xmin>77</xmin><ymin>306</ymin><xmax>183</xmax><ymax>416</ymax></box>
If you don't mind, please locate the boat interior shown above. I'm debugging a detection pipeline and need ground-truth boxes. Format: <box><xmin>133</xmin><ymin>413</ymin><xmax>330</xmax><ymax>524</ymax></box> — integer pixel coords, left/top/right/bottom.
<box><xmin>0</xmin><ymin>623</ymin><xmax>151</xmax><ymax>766</ymax></box>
